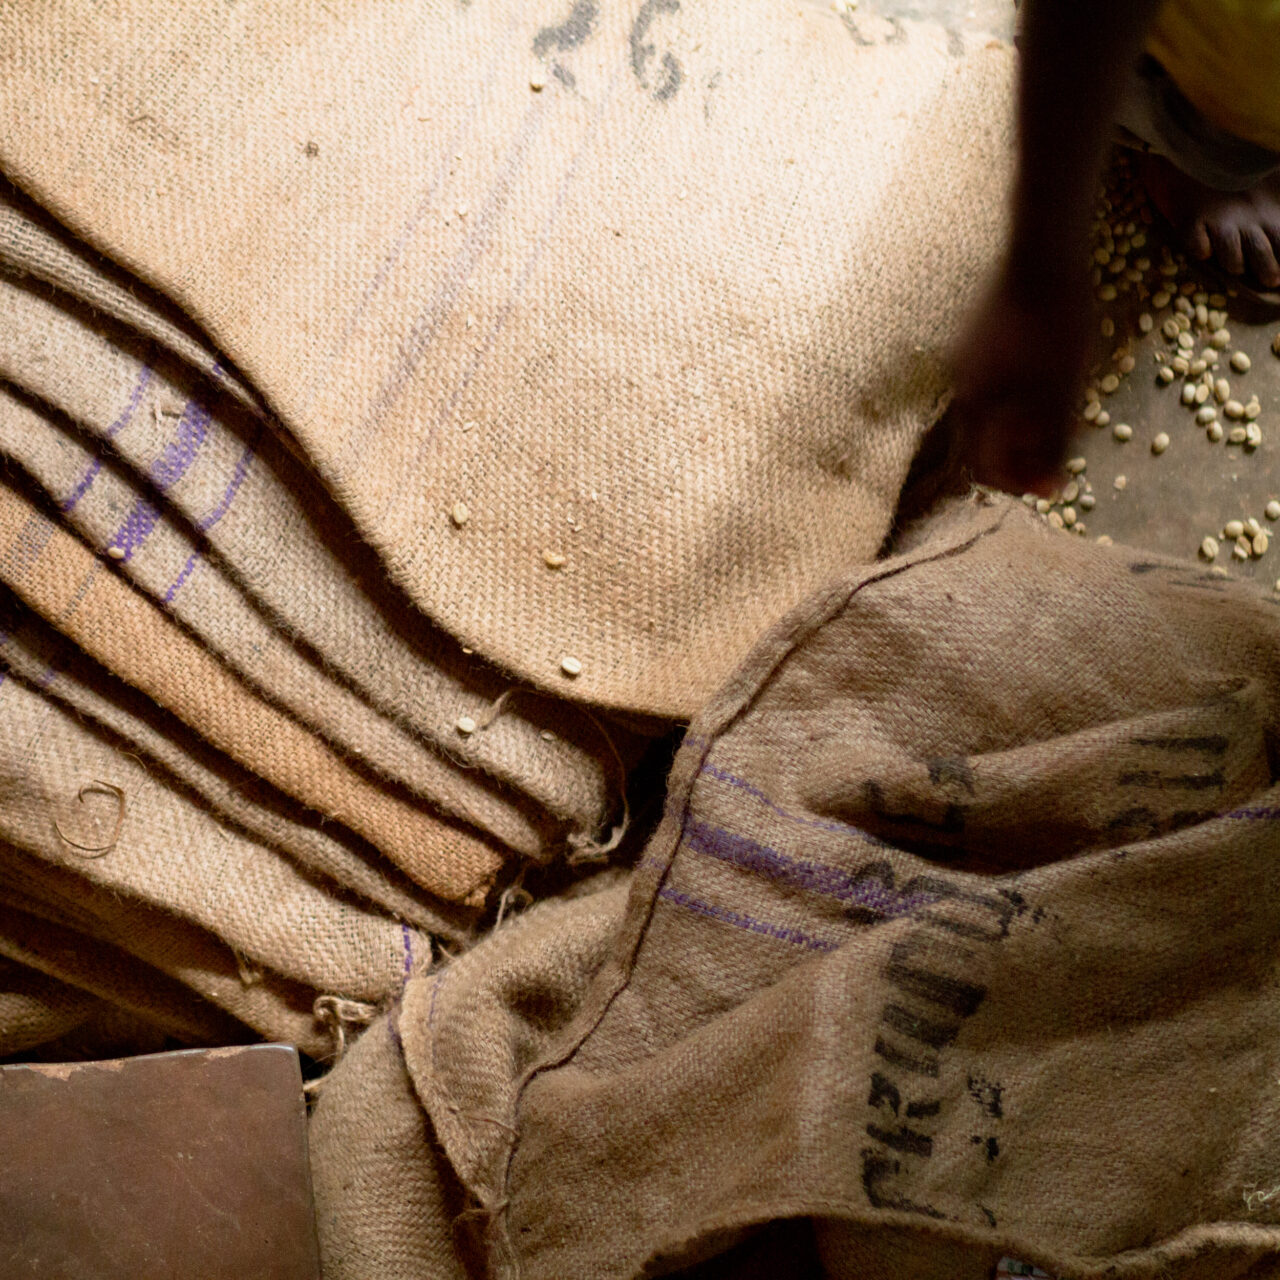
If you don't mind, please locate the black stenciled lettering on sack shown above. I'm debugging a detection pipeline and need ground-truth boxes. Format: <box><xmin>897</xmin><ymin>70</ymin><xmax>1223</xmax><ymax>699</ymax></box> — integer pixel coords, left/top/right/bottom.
<box><xmin>840</xmin><ymin>862</ymin><xmax>1013</xmax><ymax>941</ymax></box>
<box><xmin>873</xmin><ymin>1036</ymin><xmax>939</xmax><ymax>1078</ymax></box>
<box><xmin>868</xmin><ymin>1073</ymin><xmax>942</xmax><ymax>1122</ymax></box>
<box><xmin>915</xmin><ymin>878</ymin><xmax>1016</xmax><ymax>944</ymax></box>
<box><xmin>533</xmin><ymin>0</ymin><xmax>599</xmax><ymax>91</ymax></box>
<box><xmin>1103</xmin><ymin>729</ymin><xmax>1232</xmax><ymax>843</ymax></box>
<box><xmin>630</xmin><ymin>0</ymin><xmax>684</xmax><ymax>100</ymax></box>
<box><xmin>966</xmin><ymin>1074</ymin><xmax>1003</xmax><ymax>1118</ymax></box>
<box><xmin>867</xmin><ymin>1123</ymin><xmax>932</xmax><ymax>1157</ymax></box>
<box><xmin>862</xmin><ymin>876</ymin><xmax>1014</xmax><ymax>1226</ymax></box>
<box><xmin>970</xmin><ymin>1134</ymin><xmax>1000</xmax><ymax>1162</ymax></box>
<box><xmin>861</xmin><ymin>781</ymin><xmax>966</xmax><ymax>861</ymax></box>
<box><xmin>860</xmin><ymin>1150</ymin><xmax>947</xmax><ymax>1219</ymax></box>
<box><xmin>883</xmin><ymin>937</ymin><xmax>985</xmax><ymax>1019</ymax></box>
<box><xmin>881</xmin><ymin>1002</ymin><xmax>960</xmax><ymax>1050</ymax></box>
<box><xmin>868</xmin><ymin>1072</ymin><xmax>902</xmax><ymax>1116</ymax></box>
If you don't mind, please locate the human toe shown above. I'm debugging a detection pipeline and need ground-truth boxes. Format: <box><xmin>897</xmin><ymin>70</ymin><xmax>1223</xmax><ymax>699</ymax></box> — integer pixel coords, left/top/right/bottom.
<box><xmin>1208</xmin><ymin>221</ymin><xmax>1246</xmax><ymax>275</ymax></box>
<box><xmin>1242</xmin><ymin>225</ymin><xmax>1280</xmax><ymax>288</ymax></box>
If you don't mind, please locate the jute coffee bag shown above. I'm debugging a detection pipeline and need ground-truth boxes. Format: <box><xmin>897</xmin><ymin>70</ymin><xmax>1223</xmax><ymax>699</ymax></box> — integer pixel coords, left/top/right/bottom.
<box><xmin>436</xmin><ymin>496</ymin><xmax>1280</xmax><ymax>1279</ymax></box>
<box><xmin>0</xmin><ymin>2</ymin><xmax>1015</xmax><ymax>715</ymax></box>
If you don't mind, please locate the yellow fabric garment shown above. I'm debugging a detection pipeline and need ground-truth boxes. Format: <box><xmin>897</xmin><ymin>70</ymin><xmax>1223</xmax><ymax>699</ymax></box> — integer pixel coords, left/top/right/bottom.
<box><xmin>1148</xmin><ymin>0</ymin><xmax>1280</xmax><ymax>152</ymax></box>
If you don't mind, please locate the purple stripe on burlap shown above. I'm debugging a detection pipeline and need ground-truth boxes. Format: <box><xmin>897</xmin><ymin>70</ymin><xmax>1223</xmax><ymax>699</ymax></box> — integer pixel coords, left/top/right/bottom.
<box><xmin>657</xmin><ymin>885</ymin><xmax>836</xmax><ymax>952</ymax></box>
<box><xmin>402</xmin><ymin>922</ymin><xmax>414</xmax><ymax>981</ymax></box>
<box><xmin>198</xmin><ymin>434</ymin><xmax>258</xmax><ymax>531</ymax></box>
<box><xmin>700</xmin><ymin>762</ymin><xmax>891</xmax><ymax>845</ymax></box>
<box><xmin>326</xmin><ymin>33</ymin><xmax>516</xmax><ymax>380</ymax></box>
<box><xmin>163</xmin><ymin>552</ymin><xmax>200</xmax><ymax>604</ymax></box>
<box><xmin>1228</xmin><ymin>806</ymin><xmax>1280</xmax><ymax>820</ymax></box>
<box><xmin>61</xmin><ymin>362</ymin><xmax>154</xmax><ymax>514</ymax></box>
<box><xmin>683</xmin><ymin>817</ymin><xmax>941</xmax><ymax>919</ymax></box>
<box><xmin>106</xmin><ymin>396</ymin><xmax>212</xmax><ymax>563</ymax></box>
<box><xmin>162</xmin><ymin>432</ymin><xmax>260</xmax><ymax>604</ymax></box>
<box><xmin>412</xmin><ymin>73</ymin><xmax>621</xmax><ymax>468</ymax></box>
<box><xmin>355</xmin><ymin>99</ymin><xmax>548</xmax><ymax>442</ymax></box>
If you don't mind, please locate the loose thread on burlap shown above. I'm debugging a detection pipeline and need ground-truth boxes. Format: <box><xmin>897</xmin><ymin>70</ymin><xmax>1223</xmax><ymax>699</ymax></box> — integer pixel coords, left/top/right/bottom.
<box><xmin>458</xmin><ymin>687</ymin><xmax>632</xmax><ymax>861</ymax></box>
<box><xmin>51</xmin><ymin>779</ymin><xmax>125</xmax><ymax>857</ymax></box>
<box><xmin>304</xmin><ymin>994</ymin><xmax>378</xmax><ymax>1091</ymax></box>
<box><xmin>446</xmin><ymin>1105</ymin><xmax>519</xmax><ymax>1139</ymax></box>
<box><xmin>493</xmin><ymin>871</ymin><xmax>532</xmax><ymax>930</ymax></box>
<box><xmin>475</xmin><ymin>689</ymin><xmax>514</xmax><ymax>731</ymax></box>
<box><xmin>566</xmin><ymin>707</ymin><xmax>630</xmax><ymax>863</ymax></box>
<box><xmin>232</xmin><ymin>950</ymin><xmax>264</xmax><ymax>988</ymax></box>
<box><xmin>1243</xmin><ymin>1182</ymin><xmax>1280</xmax><ymax>1212</ymax></box>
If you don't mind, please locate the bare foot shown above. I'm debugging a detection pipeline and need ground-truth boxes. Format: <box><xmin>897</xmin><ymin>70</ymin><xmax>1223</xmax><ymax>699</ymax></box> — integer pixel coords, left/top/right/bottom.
<box><xmin>1141</xmin><ymin>152</ymin><xmax>1280</xmax><ymax>290</ymax></box>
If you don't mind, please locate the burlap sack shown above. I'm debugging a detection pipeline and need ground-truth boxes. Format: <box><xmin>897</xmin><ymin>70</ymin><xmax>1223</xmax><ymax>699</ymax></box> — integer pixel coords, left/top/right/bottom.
<box><xmin>0</xmin><ymin>226</ymin><xmax>633</xmax><ymax>843</ymax></box>
<box><xmin>0</xmin><ymin>182</ymin><xmax>260</xmax><ymax>413</ymax></box>
<box><xmin>0</xmin><ymin>888</ymin><xmax>250</xmax><ymax>1050</ymax></box>
<box><xmin>398</xmin><ymin>494</ymin><xmax>1280</xmax><ymax>1280</ymax></box>
<box><xmin>0</xmin><ymin>663</ymin><xmax>434</xmax><ymax>1002</ymax></box>
<box><xmin>0</xmin><ymin>370</ymin><xmax>556</xmax><ymax>862</ymax></box>
<box><xmin>0</xmin><ymin>844</ymin><xmax>336</xmax><ymax>1057</ymax></box>
<box><xmin>0</xmin><ymin>2</ymin><xmax>1014</xmax><ymax>716</ymax></box>
<box><xmin>0</xmin><ymin>593</ymin><xmax>468</xmax><ymax>939</ymax></box>
<box><xmin>0</xmin><ymin>956</ymin><xmax>102</xmax><ymax>1058</ymax></box>
<box><xmin>0</xmin><ymin>471</ymin><xmax>506</xmax><ymax>905</ymax></box>
<box><xmin>309</xmin><ymin>1015</ymin><xmax>475</xmax><ymax>1280</ymax></box>
<box><xmin>310</xmin><ymin>875</ymin><xmax>629</xmax><ymax>1279</ymax></box>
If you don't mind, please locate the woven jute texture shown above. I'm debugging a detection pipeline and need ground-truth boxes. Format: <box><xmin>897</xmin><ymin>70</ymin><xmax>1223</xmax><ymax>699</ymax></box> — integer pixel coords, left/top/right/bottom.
<box><xmin>0</xmin><ymin>470</ymin><xmax>507</xmax><ymax>906</ymax></box>
<box><xmin>0</xmin><ymin>875</ymin><xmax>264</xmax><ymax>1050</ymax></box>
<box><xmin>0</xmin><ymin>197</ymin><xmax>637</xmax><ymax>857</ymax></box>
<box><xmin>0</xmin><ymin>841</ymin><xmax>345</xmax><ymax>1055</ymax></box>
<box><xmin>0</xmin><ymin>370</ymin><xmax>553</xmax><ymax>864</ymax></box>
<box><xmin>412</xmin><ymin>495</ymin><xmax>1280</xmax><ymax>1280</ymax></box>
<box><xmin>0</xmin><ymin>664</ymin><xmax>433</xmax><ymax>1004</ymax></box>
<box><xmin>0</xmin><ymin>956</ymin><xmax>103</xmax><ymax>1058</ymax></box>
<box><xmin>0</xmin><ymin>593</ymin><xmax>466</xmax><ymax>940</ymax></box>
<box><xmin>0</xmin><ymin>1</ymin><xmax>1015</xmax><ymax>717</ymax></box>
<box><xmin>309</xmin><ymin>874</ymin><xmax>629</xmax><ymax>1280</ymax></box>
<box><xmin>309</xmin><ymin>1012</ymin><xmax>475</xmax><ymax>1280</ymax></box>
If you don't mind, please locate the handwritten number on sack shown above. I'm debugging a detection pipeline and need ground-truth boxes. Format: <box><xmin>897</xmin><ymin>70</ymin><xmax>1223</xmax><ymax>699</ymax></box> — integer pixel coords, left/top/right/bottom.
<box><xmin>630</xmin><ymin>0</ymin><xmax>684</xmax><ymax>100</ymax></box>
<box><xmin>533</xmin><ymin>0</ymin><xmax>599</xmax><ymax>57</ymax></box>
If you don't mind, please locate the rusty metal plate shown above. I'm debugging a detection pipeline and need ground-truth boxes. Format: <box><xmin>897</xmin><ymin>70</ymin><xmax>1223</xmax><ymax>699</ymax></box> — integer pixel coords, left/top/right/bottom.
<box><xmin>0</xmin><ymin>1043</ymin><xmax>320</xmax><ymax>1279</ymax></box>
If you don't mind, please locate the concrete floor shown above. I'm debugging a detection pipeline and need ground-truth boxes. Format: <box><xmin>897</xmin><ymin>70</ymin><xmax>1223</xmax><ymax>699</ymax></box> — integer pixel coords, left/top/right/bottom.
<box><xmin>870</xmin><ymin>0</ymin><xmax>1280</xmax><ymax>584</ymax></box>
<box><xmin>1069</xmin><ymin>265</ymin><xmax>1280</xmax><ymax>587</ymax></box>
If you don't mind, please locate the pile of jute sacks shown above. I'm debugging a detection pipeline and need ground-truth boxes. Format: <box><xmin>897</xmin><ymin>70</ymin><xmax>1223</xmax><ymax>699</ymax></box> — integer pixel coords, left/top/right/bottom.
<box><xmin>3</xmin><ymin>2</ymin><xmax>1280</xmax><ymax>1277</ymax></box>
